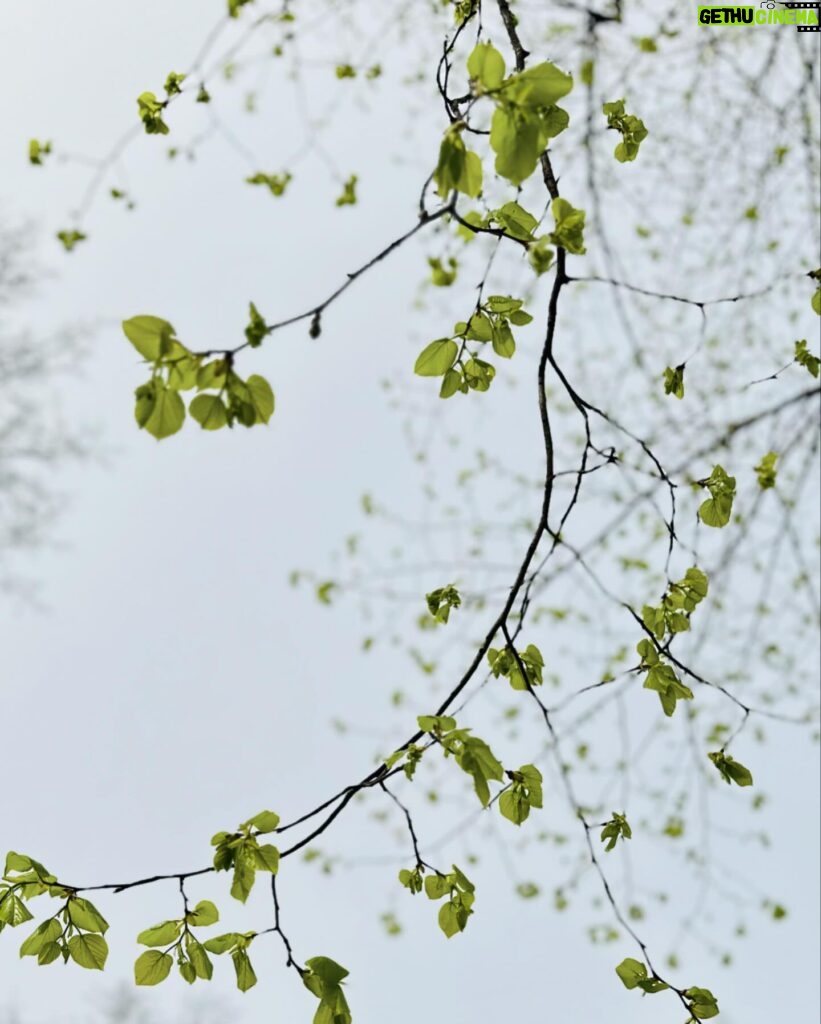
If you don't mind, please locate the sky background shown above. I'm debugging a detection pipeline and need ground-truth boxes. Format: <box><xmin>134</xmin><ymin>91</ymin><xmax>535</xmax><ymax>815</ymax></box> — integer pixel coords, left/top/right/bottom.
<box><xmin>0</xmin><ymin>2</ymin><xmax>819</xmax><ymax>1023</ymax></box>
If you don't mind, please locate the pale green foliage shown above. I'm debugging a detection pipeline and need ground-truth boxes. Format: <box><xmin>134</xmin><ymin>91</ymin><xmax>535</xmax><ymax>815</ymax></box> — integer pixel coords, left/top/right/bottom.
<box><xmin>136</xmin><ymin>92</ymin><xmax>169</xmax><ymax>135</ymax></box>
<box><xmin>549</xmin><ymin>197</ymin><xmax>586</xmax><ymax>255</ymax></box>
<box><xmin>754</xmin><ymin>451</ymin><xmax>778</xmax><ymax>489</ymax></box>
<box><xmin>467</xmin><ymin>41</ymin><xmax>505</xmax><ymax>92</ymax></box>
<box><xmin>303</xmin><ymin>955</ymin><xmax>353</xmax><ymax>1022</ymax></box>
<box><xmin>228</xmin><ymin>0</ymin><xmax>255</xmax><ymax>17</ymax></box>
<box><xmin>335</xmin><ymin>174</ymin><xmax>358</xmax><ymax>206</ymax></box>
<box><xmin>684</xmin><ymin>986</ymin><xmax>721</xmax><ymax>1019</ymax></box>
<box><xmin>416</xmin><ymin>715</ymin><xmax>504</xmax><ymax>806</ymax></box>
<box><xmin>663</xmin><ymin>363</ymin><xmax>685</xmax><ymax>399</ymax></box>
<box><xmin>1</xmin><ymin>853</ymin><xmax>110</xmax><ymax>971</ymax></box>
<box><xmin>428</xmin><ymin>256</ymin><xmax>458</xmax><ymax>286</ymax></box>
<box><xmin>423</xmin><ymin>866</ymin><xmax>475</xmax><ymax>938</ymax></box>
<box><xmin>123</xmin><ymin>315</ymin><xmax>275</xmax><ymax>438</ymax></box>
<box><xmin>794</xmin><ymin>338</ymin><xmax>819</xmax><ymax>377</ymax></box>
<box><xmin>600</xmin><ymin>812</ymin><xmax>632</xmax><ymax>852</ymax></box>
<box><xmin>636</xmin><ymin>639</ymin><xmax>694</xmax><ymax>717</ymax></box>
<box><xmin>210</xmin><ymin>810</ymin><xmax>281</xmax><ymax>903</ymax></box>
<box><xmin>163</xmin><ymin>71</ymin><xmax>186</xmax><ymax>96</ymax></box>
<box><xmin>499</xmin><ymin>764</ymin><xmax>543</xmax><ymax>825</ymax></box>
<box><xmin>698</xmin><ymin>465</ymin><xmax>736</xmax><ymax>528</ymax></box>
<box><xmin>614</xmin><ymin>957</ymin><xmax>668</xmax><ymax>994</ymax></box>
<box><xmin>433</xmin><ymin>125</ymin><xmax>482</xmax><ymax>198</ymax></box>
<box><xmin>708</xmin><ymin>751</ymin><xmax>754</xmax><ymax>787</ymax></box>
<box><xmin>642</xmin><ymin>567</ymin><xmax>709</xmax><ymax>639</ymax></box>
<box><xmin>602</xmin><ymin>98</ymin><xmax>648</xmax><ymax>162</ymax></box>
<box><xmin>487</xmin><ymin>642</ymin><xmax>544</xmax><ymax>690</ymax></box>
<box><xmin>425</xmin><ymin>583</ymin><xmax>461</xmax><ymax>623</ymax></box>
<box><xmin>133</xmin><ymin>900</ymin><xmax>218</xmax><ymax>987</ymax></box>
<box><xmin>202</xmin><ymin>931</ymin><xmax>258</xmax><ymax>991</ymax></box>
<box><xmin>246</xmin><ymin>171</ymin><xmax>292</xmax><ymax>196</ymax></box>
<box><xmin>414</xmin><ymin>296</ymin><xmax>533</xmax><ymax>397</ymax></box>
<box><xmin>28</xmin><ymin>139</ymin><xmax>51</xmax><ymax>165</ymax></box>
<box><xmin>56</xmin><ymin>229</ymin><xmax>86</xmax><ymax>252</ymax></box>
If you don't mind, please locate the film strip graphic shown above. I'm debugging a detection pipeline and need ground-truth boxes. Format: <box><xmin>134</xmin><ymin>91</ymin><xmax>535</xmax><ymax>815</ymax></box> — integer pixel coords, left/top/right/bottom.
<box><xmin>783</xmin><ymin>2</ymin><xmax>821</xmax><ymax>32</ymax></box>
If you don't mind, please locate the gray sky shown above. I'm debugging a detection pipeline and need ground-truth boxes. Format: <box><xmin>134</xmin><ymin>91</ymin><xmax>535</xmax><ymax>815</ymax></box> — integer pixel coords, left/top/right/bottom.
<box><xmin>0</xmin><ymin>2</ymin><xmax>819</xmax><ymax>1023</ymax></box>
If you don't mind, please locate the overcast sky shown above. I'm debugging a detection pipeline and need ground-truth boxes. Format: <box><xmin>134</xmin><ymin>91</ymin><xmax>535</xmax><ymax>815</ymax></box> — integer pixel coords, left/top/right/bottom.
<box><xmin>0</xmin><ymin>3</ymin><xmax>818</xmax><ymax>1023</ymax></box>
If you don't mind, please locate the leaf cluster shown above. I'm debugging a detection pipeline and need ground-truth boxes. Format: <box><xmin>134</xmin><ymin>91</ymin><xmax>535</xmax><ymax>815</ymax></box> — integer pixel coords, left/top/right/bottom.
<box><xmin>210</xmin><ymin>809</ymin><xmax>281</xmax><ymax>903</ymax></box>
<box><xmin>123</xmin><ymin>314</ymin><xmax>275</xmax><ymax>439</ymax></box>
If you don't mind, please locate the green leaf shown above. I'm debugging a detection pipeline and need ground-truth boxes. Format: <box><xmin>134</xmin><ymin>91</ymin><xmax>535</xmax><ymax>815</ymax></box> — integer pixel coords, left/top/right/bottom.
<box><xmin>186</xmin><ymin>934</ymin><xmax>214</xmax><ymax>979</ymax></box>
<box><xmin>437</xmin><ymin>901</ymin><xmax>463</xmax><ymax>938</ymax></box>
<box><xmin>335</xmin><ymin>174</ymin><xmax>358</xmax><ymax>207</ymax></box>
<box><xmin>433</xmin><ymin>129</ymin><xmax>482</xmax><ymax>198</ymax></box>
<box><xmin>189</xmin><ymin>394</ymin><xmax>229</xmax><ymax>431</ymax></box>
<box><xmin>491</xmin><ymin>321</ymin><xmax>515</xmax><ymax>358</ymax></box>
<box><xmin>232</xmin><ymin>948</ymin><xmax>257</xmax><ymax>991</ymax></box>
<box><xmin>244</xmin><ymin>810</ymin><xmax>280</xmax><ymax>833</ymax></box>
<box><xmin>67</xmin><ymin>933</ymin><xmax>108</xmax><ymax>971</ymax></box>
<box><xmin>528</xmin><ymin>236</ymin><xmax>555</xmax><ymax>275</ymax></box>
<box><xmin>491</xmin><ymin>201</ymin><xmax>538</xmax><ymax>241</ymax></box>
<box><xmin>490</xmin><ymin>106</ymin><xmax>545</xmax><ymax>186</ymax></box>
<box><xmin>708</xmin><ymin>750</ymin><xmax>753</xmax><ymax>787</ymax></box>
<box><xmin>663</xmin><ymin>364</ymin><xmax>685</xmax><ymax>399</ymax></box>
<box><xmin>754</xmin><ymin>451</ymin><xmax>778</xmax><ymax>490</ymax></box>
<box><xmin>244</xmin><ymin>302</ymin><xmax>270</xmax><ymax>348</ymax></box>
<box><xmin>29</xmin><ymin>139</ymin><xmax>52</xmax><ymax>166</ymax></box>
<box><xmin>203</xmin><ymin>932</ymin><xmax>245</xmax><ymax>954</ymax></box>
<box><xmin>615</xmin><ymin>956</ymin><xmax>647</xmax><ymax>989</ymax></box>
<box><xmin>122</xmin><ymin>316</ymin><xmax>177</xmax><ymax>362</ymax></box>
<box><xmin>455</xmin><ymin>735</ymin><xmax>504</xmax><ymax>807</ymax></box>
<box><xmin>414</xmin><ymin>339</ymin><xmax>459</xmax><ymax>376</ymax></box>
<box><xmin>795</xmin><ymin>338</ymin><xmax>819</xmax><ymax>377</ymax></box>
<box><xmin>417</xmin><ymin>714</ymin><xmax>456</xmax><ymax>733</ymax></box>
<box><xmin>136</xmin><ymin>381</ymin><xmax>186</xmax><ymax>440</ymax></box>
<box><xmin>56</xmin><ymin>229</ymin><xmax>87</xmax><ymax>252</ymax></box>
<box><xmin>685</xmin><ymin>986</ymin><xmax>720</xmax><ymax>1019</ymax></box>
<box><xmin>246</xmin><ymin>375</ymin><xmax>275</xmax><ymax>423</ymax></box>
<box><xmin>251</xmin><ymin>844</ymin><xmax>280</xmax><ymax>873</ymax></box>
<box><xmin>246</xmin><ymin>171</ymin><xmax>292</xmax><ymax>196</ymax></box>
<box><xmin>305</xmin><ymin>955</ymin><xmax>349</xmax><ymax>987</ymax></box>
<box><xmin>5</xmin><ymin>852</ymin><xmax>35</xmax><ymax>874</ymax></box>
<box><xmin>600</xmin><ymin>812</ymin><xmax>632</xmax><ymax>851</ymax></box>
<box><xmin>228</xmin><ymin>0</ymin><xmax>254</xmax><ymax>17</ymax></box>
<box><xmin>499</xmin><ymin>787</ymin><xmax>530</xmax><ymax>825</ymax></box>
<box><xmin>467</xmin><ymin>42</ymin><xmax>505</xmax><ymax>91</ymax></box>
<box><xmin>19</xmin><ymin>918</ymin><xmax>62</xmax><ymax>957</ymax></box>
<box><xmin>137</xmin><ymin>920</ymin><xmax>182</xmax><ymax>947</ymax></box>
<box><xmin>137</xmin><ymin>92</ymin><xmax>169</xmax><ymax>135</ymax></box>
<box><xmin>230</xmin><ymin>850</ymin><xmax>257</xmax><ymax>903</ymax></box>
<box><xmin>428</xmin><ymin>256</ymin><xmax>458</xmax><ymax>287</ymax></box>
<box><xmin>197</xmin><ymin>359</ymin><xmax>228</xmax><ymax>391</ymax></box>
<box><xmin>135</xmin><ymin>949</ymin><xmax>173</xmax><ymax>985</ymax></box>
<box><xmin>602</xmin><ymin>98</ymin><xmax>648</xmax><ymax>162</ymax></box>
<box><xmin>425</xmin><ymin>584</ymin><xmax>461</xmax><ymax>624</ymax></box>
<box><xmin>164</xmin><ymin>71</ymin><xmax>186</xmax><ymax>97</ymax></box>
<box><xmin>66</xmin><ymin>897</ymin><xmax>109</xmax><ymax>934</ymax></box>
<box><xmin>179</xmin><ymin>959</ymin><xmax>197</xmax><ymax>984</ymax></box>
<box><xmin>0</xmin><ymin>894</ymin><xmax>33</xmax><ymax>927</ymax></box>
<box><xmin>549</xmin><ymin>197</ymin><xmax>586</xmax><ymax>255</ymax></box>
<box><xmin>424</xmin><ymin>874</ymin><xmax>451</xmax><ymax>900</ymax></box>
<box><xmin>503</xmin><ymin>61</ymin><xmax>573</xmax><ymax>108</ymax></box>
<box><xmin>698</xmin><ymin>464</ymin><xmax>736</xmax><ymax>528</ymax></box>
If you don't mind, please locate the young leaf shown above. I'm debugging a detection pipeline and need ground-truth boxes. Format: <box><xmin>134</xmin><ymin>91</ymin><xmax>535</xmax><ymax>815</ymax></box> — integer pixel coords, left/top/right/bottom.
<box><xmin>67</xmin><ymin>933</ymin><xmax>108</xmax><ymax>971</ymax></box>
<box><xmin>708</xmin><ymin>751</ymin><xmax>753</xmax><ymax>787</ymax></box>
<box><xmin>137</xmin><ymin>920</ymin><xmax>182</xmax><ymax>947</ymax></box>
<box><xmin>135</xmin><ymin>949</ymin><xmax>173</xmax><ymax>985</ymax></box>
<box><xmin>414</xmin><ymin>339</ymin><xmax>459</xmax><ymax>377</ymax></box>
